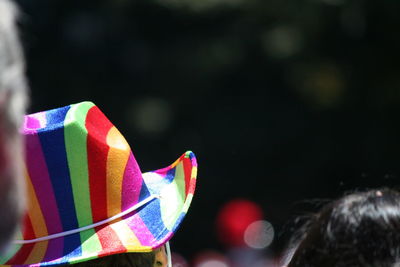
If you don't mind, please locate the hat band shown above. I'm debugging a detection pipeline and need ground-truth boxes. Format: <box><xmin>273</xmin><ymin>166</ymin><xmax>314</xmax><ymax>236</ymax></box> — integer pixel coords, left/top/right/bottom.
<box><xmin>14</xmin><ymin>194</ymin><xmax>160</xmax><ymax>244</ymax></box>
<box><xmin>166</xmin><ymin>241</ymin><xmax>172</xmax><ymax>267</ymax></box>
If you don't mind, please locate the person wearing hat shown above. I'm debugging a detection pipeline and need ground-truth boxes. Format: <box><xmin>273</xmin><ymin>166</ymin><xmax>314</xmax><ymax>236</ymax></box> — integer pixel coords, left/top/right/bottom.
<box><xmin>0</xmin><ymin>101</ymin><xmax>197</xmax><ymax>267</ymax></box>
<box><xmin>0</xmin><ymin>0</ymin><xmax>29</xmax><ymax>255</ymax></box>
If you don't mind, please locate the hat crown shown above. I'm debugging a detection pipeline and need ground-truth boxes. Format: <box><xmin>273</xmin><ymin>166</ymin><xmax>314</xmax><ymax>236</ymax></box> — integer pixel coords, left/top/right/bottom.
<box><xmin>23</xmin><ymin>101</ymin><xmax>148</xmax><ymax>237</ymax></box>
<box><xmin>4</xmin><ymin>101</ymin><xmax>197</xmax><ymax>266</ymax></box>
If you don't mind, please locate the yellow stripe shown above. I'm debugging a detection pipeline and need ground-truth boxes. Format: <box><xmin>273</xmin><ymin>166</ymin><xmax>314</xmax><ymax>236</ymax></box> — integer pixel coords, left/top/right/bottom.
<box><xmin>109</xmin><ymin>219</ymin><xmax>142</xmax><ymax>250</ymax></box>
<box><xmin>24</xmin><ymin>241</ymin><xmax>48</xmax><ymax>264</ymax></box>
<box><xmin>191</xmin><ymin>166</ymin><xmax>197</xmax><ymax>179</ymax></box>
<box><xmin>106</xmin><ymin>127</ymin><xmax>131</xmax><ymax>217</ymax></box>
<box><xmin>170</xmin><ymin>157</ymin><xmax>181</xmax><ymax>168</ymax></box>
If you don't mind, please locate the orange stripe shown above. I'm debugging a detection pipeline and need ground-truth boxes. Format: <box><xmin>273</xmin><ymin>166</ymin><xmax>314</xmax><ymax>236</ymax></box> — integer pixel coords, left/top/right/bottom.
<box><xmin>22</xmin><ymin>167</ymin><xmax>49</xmax><ymax>264</ymax></box>
<box><xmin>106</xmin><ymin>127</ymin><xmax>130</xmax><ymax>217</ymax></box>
<box><xmin>86</xmin><ymin>107</ymin><xmax>125</xmax><ymax>256</ymax></box>
<box><xmin>24</xmin><ymin>167</ymin><xmax>48</xmax><ymax>238</ymax></box>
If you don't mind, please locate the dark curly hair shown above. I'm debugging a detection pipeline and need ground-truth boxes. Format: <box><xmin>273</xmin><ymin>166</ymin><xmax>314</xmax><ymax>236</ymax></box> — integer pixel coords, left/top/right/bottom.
<box><xmin>287</xmin><ymin>188</ymin><xmax>400</xmax><ymax>267</ymax></box>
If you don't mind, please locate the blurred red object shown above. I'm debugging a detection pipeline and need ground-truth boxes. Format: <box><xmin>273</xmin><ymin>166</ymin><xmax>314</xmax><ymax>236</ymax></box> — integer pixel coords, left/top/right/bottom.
<box><xmin>216</xmin><ymin>198</ymin><xmax>264</xmax><ymax>248</ymax></box>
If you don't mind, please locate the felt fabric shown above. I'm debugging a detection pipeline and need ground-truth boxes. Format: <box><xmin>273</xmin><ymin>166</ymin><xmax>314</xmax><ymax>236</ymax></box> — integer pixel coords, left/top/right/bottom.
<box><xmin>0</xmin><ymin>101</ymin><xmax>197</xmax><ymax>266</ymax></box>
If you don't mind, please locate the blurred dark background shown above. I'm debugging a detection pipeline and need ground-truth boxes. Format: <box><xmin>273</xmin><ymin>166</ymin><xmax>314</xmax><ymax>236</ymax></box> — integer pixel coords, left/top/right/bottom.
<box><xmin>14</xmin><ymin>0</ymin><xmax>400</xmax><ymax>263</ymax></box>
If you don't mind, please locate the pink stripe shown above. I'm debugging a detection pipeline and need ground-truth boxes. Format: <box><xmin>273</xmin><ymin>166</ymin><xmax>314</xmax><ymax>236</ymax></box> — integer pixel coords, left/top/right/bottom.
<box><xmin>121</xmin><ymin>152</ymin><xmax>143</xmax><ymax>211</ymax></box>
<box><xmin>125</xmin><ymin>215</ymin><xmax>155</xmax><ymax>246</ymax></box>
<box><xmin>24</xmin><ymin>112</ymin><xmax>47</xmax><ymax>130</ymax></box>
<box><xmin>24</xmin><ymin>132</ymin><xmax>63</xmax><ymax>236</ymax></box>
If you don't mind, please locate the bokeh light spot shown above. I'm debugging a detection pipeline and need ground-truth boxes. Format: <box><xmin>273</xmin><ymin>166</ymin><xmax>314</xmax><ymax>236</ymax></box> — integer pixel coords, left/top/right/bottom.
<box><xmin>127</xmin><ymin>97</ymin><xmax>173</xmax><ymax>136</ymax></box>
<box><xmin>244</xmin><ymin>220</ymin><xmax>274</xmax><ymax>249</ymax></box>
<box><xmin>262</xmin><ymin>26</ymin><xmax>303</xmax><ymax>58</ymax></box>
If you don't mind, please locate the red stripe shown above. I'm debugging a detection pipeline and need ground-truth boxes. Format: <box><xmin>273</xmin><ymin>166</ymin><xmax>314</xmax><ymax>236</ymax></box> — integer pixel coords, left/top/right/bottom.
<box><xmin>182</xmin><ymin>156</ymin><xmax>192</xmax><ymax>195</ymax></box>
<box><xmin>188</xmin><ymin>177</ymin><xmax>196</xmax><ymax>195</ymax></box>
<box><xmin>86</xmin><ymin>106</ymin><xmax>113</xmax><ymax>223</ymax></box>
<box><xmin>85</xmin><ymin>107</ymin><xmax>126</xmax><ymax>256</ymax></box>
<box><xmin>6</xmin><ymin>215</ymin><xmax>35</xmax><ymax>264</ymax></box>
<box><xmin>95</xmin><ymin>225</ymin><xmax>126</xmax><ymax>257</ymax></box>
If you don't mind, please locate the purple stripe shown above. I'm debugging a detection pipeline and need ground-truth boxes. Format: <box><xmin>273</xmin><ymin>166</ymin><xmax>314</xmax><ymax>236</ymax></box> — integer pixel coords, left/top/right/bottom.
<box><xmin>121</xmin><ymin>152</ymin><xmax>143</xmax><ymax>211</ymax></box>
<box><xmin>24</xmin><ymin>132</ymin><xmax>63</xmax><ymax>236</ymax></box>
<box><xmin>42</xmin><ymin>238</ymin><xmax>64</xmax><ymax>263</ymax></box>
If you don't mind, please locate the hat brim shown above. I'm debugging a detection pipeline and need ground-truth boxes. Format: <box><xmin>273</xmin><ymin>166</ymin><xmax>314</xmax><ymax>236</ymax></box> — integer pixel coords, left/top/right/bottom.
<box><xmin>1</xmin><ymin>151</ymin><xmax>197</xmax><ymax>266</ymax></box>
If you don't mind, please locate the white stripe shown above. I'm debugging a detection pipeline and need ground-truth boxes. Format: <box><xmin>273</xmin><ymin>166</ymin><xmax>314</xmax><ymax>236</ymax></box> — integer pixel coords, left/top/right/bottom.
<box><xmin>14</xmin><ymin>194</ymin><xmax>160</xmax><ymax>244</ymax></box>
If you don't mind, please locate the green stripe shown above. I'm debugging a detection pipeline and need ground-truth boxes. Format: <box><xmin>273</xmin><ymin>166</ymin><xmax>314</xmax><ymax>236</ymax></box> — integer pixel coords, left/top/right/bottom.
<box><xmin>0</xmin><ymin>230</ymin><xmax>22</xmax><ymax>264</ymax></box>
<box><xmin>0</xmin><ymin>244</ymin><xmax>22</xmax><ymax>264</ymax></box>
<box><xmin>160</xmin><ymin>162</ymin><xmax>185</xmax><ymax>230</ymax></box>
<box><xmin>77</xmin><ymin>229</ymin><xmax>102</xmax><ymax>259</ymax></box>
<box><xmin>64</xmin><ymin>102</ymin><xmax>101</xmax><ymax>253</ymax></box>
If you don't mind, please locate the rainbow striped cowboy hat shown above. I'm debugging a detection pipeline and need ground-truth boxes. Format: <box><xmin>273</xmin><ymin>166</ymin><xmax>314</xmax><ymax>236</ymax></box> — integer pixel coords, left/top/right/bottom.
<box><xmin>0</xmin><ymin>101</ymin><xmax>197</xmax><ymax>266</ymax></box>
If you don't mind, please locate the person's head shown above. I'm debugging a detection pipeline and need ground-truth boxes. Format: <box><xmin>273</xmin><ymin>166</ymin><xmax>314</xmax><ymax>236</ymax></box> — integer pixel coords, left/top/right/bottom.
<box><xmin>287</xmin><ymin>188</ymin><xmax>400</xmax><ymax>267</ymax></box>
<box><xmin>0</xmin><ymin>0</ymin><xmax>28</xmax><ymax>253</ymax></box>
<box><xmin>70</xmin><ymin>245</ymin><xmax>168</xmax><ymax>267</ymax></box>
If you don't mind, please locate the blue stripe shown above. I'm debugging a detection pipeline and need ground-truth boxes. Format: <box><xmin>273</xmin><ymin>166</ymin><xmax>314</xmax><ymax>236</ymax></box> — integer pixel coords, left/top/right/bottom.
<box><xmin>138</xmin><ymin>181</ymin><xmax>151</xmax><ymax>201</ymax></box>
<box><xmin>172</xmin><ymin>212</ymin><xmax>186</xmax><ymax>233</ymax></box>
<box><xmin>38</xmin><ymin>105</ymin><xmax>82</xmax><ymax>257</ymax></box>
<box><xmin>164</xmin><ymin>168</ymin><xmax>175</xmax><ymax>183</ymax></box>
<box><xmin>138</xmin><ymin>199</ymin><xmax>169</xmax><ymax>240</ymax></box>
<box><xmin>62</xmin><ymin>235</ymin><xmax>83</xmax><ymax>261</ymax></box>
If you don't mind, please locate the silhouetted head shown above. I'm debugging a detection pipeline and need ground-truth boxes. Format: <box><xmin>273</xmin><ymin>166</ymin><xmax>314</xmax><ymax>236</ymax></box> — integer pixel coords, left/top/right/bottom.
<box><xmin>0</xmin><ymin>0</ymin><xmax>28</xmax><ymax>254</ymax></box>
<box><xmin>70</xmin><ymin>246</ymin><xmax>168</xmax><ymax>267</ymax></box>
<box><xmin>288</xmin><ymin>188</ymin><xmax>400</xmax><ymax>267</ymax></box>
